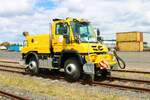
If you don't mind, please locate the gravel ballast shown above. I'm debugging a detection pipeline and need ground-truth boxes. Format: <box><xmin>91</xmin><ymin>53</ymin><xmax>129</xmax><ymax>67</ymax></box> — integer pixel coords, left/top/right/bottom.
<box><xmin>0</xmin><ymin>71</ymin><xmax>149</xmax><ymax>100</ymax></box>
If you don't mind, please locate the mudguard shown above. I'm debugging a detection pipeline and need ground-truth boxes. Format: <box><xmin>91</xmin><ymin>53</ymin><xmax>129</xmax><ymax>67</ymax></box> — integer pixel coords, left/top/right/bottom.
<box><xmin>83</xmin><ymin>62</ymin><xmax>95</xmax><ymax>80</ymax></box>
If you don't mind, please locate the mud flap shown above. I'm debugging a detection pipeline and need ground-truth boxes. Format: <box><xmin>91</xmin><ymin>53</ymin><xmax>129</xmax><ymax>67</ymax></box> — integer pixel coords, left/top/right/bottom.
<box><xmin>83</xmin><ymin>62</ymin><xmax>95</xmax><ymax>81</ymax></box>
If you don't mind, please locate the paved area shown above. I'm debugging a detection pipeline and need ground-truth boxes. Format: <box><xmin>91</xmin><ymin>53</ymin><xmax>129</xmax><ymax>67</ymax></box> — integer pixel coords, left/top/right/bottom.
<box><xmin>0</xmin><ymin>50</ymin><xmax>21</xmax><ymax>61</ymax></box>
<box><xmin>117</xmin><ymin>52</ymin><xmax>150</xmax><ymax>71</ymax></box>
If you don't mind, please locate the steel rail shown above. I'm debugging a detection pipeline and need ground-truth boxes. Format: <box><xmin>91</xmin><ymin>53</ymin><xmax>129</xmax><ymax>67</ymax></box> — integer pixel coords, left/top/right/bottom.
<box><xmin>92</xmin><ymin>81</ymin><xmax>150</xmax><ymax>92</ymax></box>
<box><xmin>0</xmin><ymin>68</ymin><xmax>25</xmax><ymax>74</ymax></box>
<box><xmin>108</xmin><ymin>76</ymin><xmax>150</xmax><ymax>83</ymax></box>
<box><xmin>0</xmin><ymin>60</ymin><xmax>19</xmax><ymax>64</ymax></box>
<box><xmin>0</xmin><ymin>90</ymin><xmax>28</xmax><ymax>100</ymax></box>
<box><xmin>0</xmin><ymin>64</ymin><xmax>24</xmax><ymax>70</ymax></box>
<box><xmin>112</xmin><ymin>70</ymin><xmax>150</xmax><ymax>74</ymax></box>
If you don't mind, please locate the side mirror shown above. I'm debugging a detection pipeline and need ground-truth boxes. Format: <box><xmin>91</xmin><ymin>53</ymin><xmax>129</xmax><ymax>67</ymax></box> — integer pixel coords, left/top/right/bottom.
<box><xmin>63</xmin><ymin>25</ymin><xmax>70</xmax><ymax>44</ymax></box>
<box><xmin>97</xmin><ymin>29</ymin><xmax>100</xmax><ymax>36</ymax></box>
<box><xmin>96</xmin><ymin>28</ymin><xmax>103</xmax><ymax>42</ymax></box>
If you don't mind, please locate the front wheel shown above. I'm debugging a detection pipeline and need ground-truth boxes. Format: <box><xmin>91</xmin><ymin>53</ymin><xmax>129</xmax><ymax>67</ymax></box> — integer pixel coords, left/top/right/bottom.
<box><xmin>64</xmin><ymin>58</ymin><xmax>81</xmax><ymax>82</ymax></box>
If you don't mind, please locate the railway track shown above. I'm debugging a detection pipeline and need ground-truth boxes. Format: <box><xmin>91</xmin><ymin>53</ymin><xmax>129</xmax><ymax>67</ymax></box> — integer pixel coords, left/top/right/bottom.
<box><xmin>0</xmin><ymin>68</ymin><xmax>25</xmax><ymax>74</ymax></box>
<box><xmin>112</xmin><ymin>69</ymin><xmax>150</xmax><ymax>74</ymax></box>
<box><xmin>0</xmin><ymin>64</ymin><xmax>25</xmax><ymax>74</ymax></box>
<box><xmin>109</xmin><ymin>76</ymin><xmax>150</xmax><ymax>84</ymax></box>
<box><xmin>92</xmin><ymin>81</ymin><xmax>150</xmax><ymax>92</ymax></box>
<box><xmin>0</xmin><ymin>59</ymin><xmax>19</xmax><ymax>64</ymax></box>
<box><xmin>0</xmin><ymin>62</ymin><xmax>150</xmax><ymax>93</ymax></box>
<box><xmin>0</xmin><ymin>64</ymin><xmax>24</xmax><ymax>70</ymax></box>
<box><xmin>0</xmin><ymin>90</ymin><xmax>28</xmax><ymax>100</ymax></box>
<box><xmin>1</xmin><ymin>60</ymin><xmax>150</xmax><ymax>74</ymax></box>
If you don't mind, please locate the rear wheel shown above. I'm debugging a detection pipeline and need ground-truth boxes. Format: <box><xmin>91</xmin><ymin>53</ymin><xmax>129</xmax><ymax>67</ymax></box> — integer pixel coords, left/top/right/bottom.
<box><xmin>64</xmin><ymin>58</ymin><xmax>81</xmax><ymax>82</ymax></box>
<box><xmin>25</xmin><ymin>57</ymin><xmax>39</xmax><ymax>75</ymax></box>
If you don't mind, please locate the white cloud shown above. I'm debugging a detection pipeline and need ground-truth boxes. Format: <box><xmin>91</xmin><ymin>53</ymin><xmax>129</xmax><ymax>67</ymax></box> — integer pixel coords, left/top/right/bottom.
<box><xmin>0</xmin><ymin>0</ymin><xmax>150</xmax><ymax>43</ymax></box>
<box><xmin>51</xmin><ymin>0</ymin><xmax>149</xmax><ymax>33</ymax></box>
<box><xmin>0</xmin><ymin>0</ymin><xmax>37</xmax><ymax>16</ymax></box>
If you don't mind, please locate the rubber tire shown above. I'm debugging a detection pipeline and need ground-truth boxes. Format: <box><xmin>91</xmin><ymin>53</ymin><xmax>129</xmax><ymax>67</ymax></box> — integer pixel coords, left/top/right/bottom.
<box><xmin>26</xmin><ymin>57</ymin><xmax>39</xmax><ymax>75</ymax></box>
<box><xmin>64</xmin><ymin>58</ymin><xmax>81</xmax><ymax>82</ymax></box>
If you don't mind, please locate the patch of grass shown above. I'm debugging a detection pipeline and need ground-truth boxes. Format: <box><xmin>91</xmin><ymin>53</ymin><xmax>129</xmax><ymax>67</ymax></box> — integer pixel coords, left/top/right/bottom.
<box><xmin>0</xmin><ymin>72</ymin><xmax>130</xmax><ymax>100</ymax></box>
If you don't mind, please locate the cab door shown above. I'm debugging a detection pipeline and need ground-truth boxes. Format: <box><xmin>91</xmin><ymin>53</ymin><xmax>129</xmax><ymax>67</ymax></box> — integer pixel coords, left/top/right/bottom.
<box><xmin>52</xmin><ymin>22</ymin><xmax>69</xmax><ymax>53</ymax></box>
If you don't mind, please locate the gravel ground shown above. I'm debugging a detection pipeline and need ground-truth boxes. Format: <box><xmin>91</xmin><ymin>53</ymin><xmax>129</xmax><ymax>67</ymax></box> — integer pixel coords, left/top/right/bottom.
<box><xmin>0</xmin><ymin>71</ymin><xmax>149</xmax><ymax>100</ymax></box>
<box><xmin>0</xmin><ymin>83</ymin><xmax>58</xmax><ymax>100</ymax></box>
<box><xmin>0</xmin><ymin>95</ymin><xmax>10</xmax><ymax>100</ymax></box>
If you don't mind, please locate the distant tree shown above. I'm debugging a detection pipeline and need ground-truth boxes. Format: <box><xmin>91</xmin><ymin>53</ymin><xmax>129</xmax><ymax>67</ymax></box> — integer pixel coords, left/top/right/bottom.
<box><xmin>143</xmin><ymin>42</ymin><xmax>148</xmax><ymax>48</ymax></box>
<box><xmin>0</xmin><ymin>42</ymin><xmax>10</xmax><ymax>47</ymax></box>
<box><xmin>143</xmin><ymin>42</ymin><xmax>148</xmax><ymax>45</ymax></box>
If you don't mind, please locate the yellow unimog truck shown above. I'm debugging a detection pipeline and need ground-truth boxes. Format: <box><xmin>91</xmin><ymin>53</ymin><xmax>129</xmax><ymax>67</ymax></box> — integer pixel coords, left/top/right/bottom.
<box><xmin>21</xmin><ymin>18</ymin><xmax>122</xmax><ymax>81</ymax></box>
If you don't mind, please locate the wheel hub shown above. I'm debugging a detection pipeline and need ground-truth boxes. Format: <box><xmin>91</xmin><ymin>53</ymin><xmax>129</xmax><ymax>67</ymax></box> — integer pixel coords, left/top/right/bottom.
<box><xmin>28</xmin><ymin>61</ymin><xmax>37</xmax><ymax>70</ymax></box>
<box><xmin>66</xmin><ymin>64</ymin><xmax>76</xmax><ymax>75</ymax></box>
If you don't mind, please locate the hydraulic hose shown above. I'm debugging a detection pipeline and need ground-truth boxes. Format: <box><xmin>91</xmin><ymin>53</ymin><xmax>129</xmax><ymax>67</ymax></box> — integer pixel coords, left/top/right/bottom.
<box><xmin>113</xmin><ymin>50</ymin><xmax>126</xmax><ymax>69</ymax></box>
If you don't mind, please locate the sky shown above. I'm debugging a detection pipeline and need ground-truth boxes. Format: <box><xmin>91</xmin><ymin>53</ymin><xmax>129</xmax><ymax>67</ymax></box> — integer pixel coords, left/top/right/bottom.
<box><xmin>0</xmin><ymin>0</ymin><xmax>150</xmax><ymax>44</ymax></box>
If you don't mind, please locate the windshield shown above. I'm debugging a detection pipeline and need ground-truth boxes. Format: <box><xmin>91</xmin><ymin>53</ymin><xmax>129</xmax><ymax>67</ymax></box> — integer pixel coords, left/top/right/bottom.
<box><xmin>71</xmin><ymin>21</ymin><xmax>97</xmax><ymax>42</ymax></box>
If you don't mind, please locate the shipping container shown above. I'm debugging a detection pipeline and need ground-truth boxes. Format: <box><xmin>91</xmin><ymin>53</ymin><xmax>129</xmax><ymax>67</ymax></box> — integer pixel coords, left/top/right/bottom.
<box><xmin>116</xmin><ymin>32</ymin><xmax>143</xmax><ymax>42</ymax></box>
<box><xmin>117</xmin><ymin>42</ymin><xmax>143</xmax><ymax>51</ymax></box>
<box><xmin>7</xmin><ymin>45</ymin><xmax>22</xmax><ymax>52</ymax></box>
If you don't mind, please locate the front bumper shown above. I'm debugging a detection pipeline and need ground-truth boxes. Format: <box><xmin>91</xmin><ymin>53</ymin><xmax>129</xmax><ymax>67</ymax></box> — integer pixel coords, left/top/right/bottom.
<box><xmin>85</xmin><ymin>53</ymin><xmax>117</xmax><ymax>69</ymax></box>
<box><xmin>83</xmin><ymin>62</ymin><xmax>111</xmax><ymax>80</ymax></box>
<box><xmin>83</xmin><ymin>53</ymin><xmax>117</xmax><ymax>80</ymax></box>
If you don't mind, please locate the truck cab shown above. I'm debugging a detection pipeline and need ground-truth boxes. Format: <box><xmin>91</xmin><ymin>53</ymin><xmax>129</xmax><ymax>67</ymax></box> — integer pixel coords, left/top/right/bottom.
<box><xmin>21</xmin><ymin>18</ymin><xmax>117</xmax><ymax>81</ymax></box>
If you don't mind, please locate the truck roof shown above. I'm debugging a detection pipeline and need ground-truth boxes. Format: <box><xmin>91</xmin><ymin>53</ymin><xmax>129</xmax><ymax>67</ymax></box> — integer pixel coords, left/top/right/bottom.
<box><xmin>52</xmin><ymin>17</ymin><xmax>89</xmax><ymax>22</ymax></box>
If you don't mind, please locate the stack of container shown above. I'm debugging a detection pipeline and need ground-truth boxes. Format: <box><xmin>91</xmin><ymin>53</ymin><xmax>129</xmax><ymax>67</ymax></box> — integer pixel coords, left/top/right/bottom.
<box><xmin>116</xmin><ymin>32</ymin><xmax>143</xmax><ymax>51</ymax></box>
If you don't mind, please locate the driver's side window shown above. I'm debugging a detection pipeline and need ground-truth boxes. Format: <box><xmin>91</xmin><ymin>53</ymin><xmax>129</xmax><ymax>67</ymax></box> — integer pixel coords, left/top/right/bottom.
<box><xmin>56</xmin><ymin>22</ymin><xmax>69</xmax><ymax>35</ymax></box>
<box><xmin>56</xmin><ymin>23</ymin><xmax>64</xmax><ymax>35</ymax></box>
